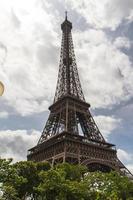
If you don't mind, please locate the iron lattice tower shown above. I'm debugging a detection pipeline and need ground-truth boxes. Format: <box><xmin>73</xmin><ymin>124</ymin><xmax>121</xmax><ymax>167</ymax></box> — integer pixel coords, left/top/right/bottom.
<box><xmin>27</xmin><ymin>14</ymin><xmax>132</xmax><ymax>177</ymax></box>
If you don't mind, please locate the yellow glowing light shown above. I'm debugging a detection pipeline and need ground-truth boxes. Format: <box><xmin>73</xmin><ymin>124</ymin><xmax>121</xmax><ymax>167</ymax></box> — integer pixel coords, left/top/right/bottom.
<box><xmin>0</xmin><ymin>81</ymin><xmax>4</xmax><ymax>96</ymax></box>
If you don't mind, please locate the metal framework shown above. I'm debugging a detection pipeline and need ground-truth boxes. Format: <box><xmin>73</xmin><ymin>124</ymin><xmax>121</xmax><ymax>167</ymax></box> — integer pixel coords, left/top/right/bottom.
<box><xmin>27</xmin><ymin>14</ymin><xmax>132</xmax><ymax>178</ymax></box>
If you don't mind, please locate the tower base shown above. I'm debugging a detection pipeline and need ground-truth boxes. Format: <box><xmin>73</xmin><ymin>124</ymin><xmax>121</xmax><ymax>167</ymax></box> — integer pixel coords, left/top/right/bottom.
<box><xmin>27</xmin><ymin>132</ymin><xmax>132</xmax><ymax>177</ymax></box>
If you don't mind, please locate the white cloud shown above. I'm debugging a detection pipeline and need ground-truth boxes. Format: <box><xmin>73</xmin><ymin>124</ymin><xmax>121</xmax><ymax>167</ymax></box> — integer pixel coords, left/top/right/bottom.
<box><xmin>0</xmin><ymin>129</ymin><xmax>40</xmax><ymax>162</ymax></box>
<box><xmin>117</xmin><ymin>149</ymin><xmax>133</xmax><ymax>174</ymax></box>
<box><xmin>0</xmin><ymin>0</ymin><xmax>133</xmax><ymax>117</ymax></box>
<box><xmin>114</xmin><ymin>37</ymin><xmax>131</xmax><ymax>49</ymax></box>
<box><xmin>94</xmin><ymin>115</ymin><xmax>121</xmax><ymax>139</ymax></box>
<box><xmin>0</xmin><ymin>111</ymin><xmax>9</xmax><ymax>119</ymax></box>
<box><xmin>117</xmin><ymin>149</ymin><xmax>132</xmax><ymax>162</ymax></box>
<box><xmin>67</xmin><ymin>0</ymin><xmax>133</xmax><ymax>30</ymax></box>
<box><xmin>74</xmin><ymin>29</ymin><xmax>133</xmax><ymax>108</ymax></box>
<box><xmin>126</xmin><ymin>164</ymin><xmax>133</xmax><ymax>174</ymax></box>
<box><xmin>0</xmin><ymin>0</ymin><xmax>59</xmax><ymax>116</ymax></box>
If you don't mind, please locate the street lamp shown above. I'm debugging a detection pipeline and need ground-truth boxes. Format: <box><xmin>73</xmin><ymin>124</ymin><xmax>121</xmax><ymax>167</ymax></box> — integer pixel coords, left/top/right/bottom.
<box><xmin>0</xmin><ymin>81</ymin><xmax>4</xmax><ymax>96</ymax></box>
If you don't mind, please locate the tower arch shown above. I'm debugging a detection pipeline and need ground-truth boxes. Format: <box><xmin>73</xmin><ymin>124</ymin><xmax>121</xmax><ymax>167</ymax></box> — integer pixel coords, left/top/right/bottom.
<box><xmin>81</xmin><ymin>158</ymin><xmax>118</xmax><ymax>172</ymax></box>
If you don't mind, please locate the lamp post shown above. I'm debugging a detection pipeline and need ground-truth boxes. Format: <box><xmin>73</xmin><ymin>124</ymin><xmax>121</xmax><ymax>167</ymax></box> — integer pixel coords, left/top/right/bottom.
<box><xmin>0</xmin><ymin>81</ymin><xmax>4</xmax><ymax>96</ymax></box>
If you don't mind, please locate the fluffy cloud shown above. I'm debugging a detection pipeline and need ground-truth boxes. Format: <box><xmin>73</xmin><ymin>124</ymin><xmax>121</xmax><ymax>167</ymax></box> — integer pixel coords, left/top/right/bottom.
<box><xmin>67</xmin><ymin>0</ymin><xmax>133</xmax><ymax>30</ymax></box>
<box><xmin>0</xmin><ymin>0</ymin><xmax>133</xmax><ymax>117</ymax></box>
<box><xmin>114</xmin><ymin>37</ymin><xmax>131</xmax><ymax>49</ymax></box>
<box><xmin>74</xmin><ymin>29</ymin><xmax>133</xmax><ymax>108</ymax></box>
<box><xmin>126</xmin><ymin>164</ymin><xmax>133</xmax><ymax>174</ymax></box>
<box><xmin>117</xmin><ymin>149</ymin><xmax>133</xmax><ymax>174</ymax></box>
<box><xmin>117</xmin><ymin>149</ymin><xmax>133</xmax><ymax>162</ymax></box>
<box><xmin>0</xmin><ymin>0</ymin><xmax>59</xmax><ymax>116</ymax></box>
<box><xmin>94</xmin><ymin>115</ymin><xmax>121</xmax><ymax>139</ymax></box>
<box><xmin>0</xmin><ymin>111</ymin><xmax>9</xmax><ymax>119</ymax></box>
<box><xmin>0</xmin><ymin>129</ymin><xmax>40</xmax><ymax>162</ymax></box>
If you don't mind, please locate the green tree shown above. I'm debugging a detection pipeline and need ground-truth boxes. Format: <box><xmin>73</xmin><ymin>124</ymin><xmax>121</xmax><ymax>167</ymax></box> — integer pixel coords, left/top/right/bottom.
<box><xmin>0</xmin><ymin>158</ymin><xmax>23</xmax><ymax>200</ymax></box>
<box><xmin>55</xmin><ymin>162</ymin><xmax>87</xmax><ymax>181</ymax></box>
<box><xmin>36</xmin><ymin>163</ymin><xmax>88</xmax><ymax>200</ymax></box>
<box><xmin>1</xmin><ymin>158</ymin><xmax>133</xmax><ymax>200</ymax></box>
<box><xmin>13</xmin><ymin>161</ymin><xmax>51</xmax><ymax>199</ymax></box>
<box><xmin>84</xmin><ymin>171</ymin><xmax>133</xmax><ymax>200</ymax></box>
<box><xmin>0</xmin><ymin>158</ymin><xmax>13</xmax><ymax>183</ymax></box>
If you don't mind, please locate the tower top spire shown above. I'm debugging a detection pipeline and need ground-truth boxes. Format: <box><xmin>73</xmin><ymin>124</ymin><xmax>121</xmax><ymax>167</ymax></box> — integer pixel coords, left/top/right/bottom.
<box><xmin>61</xmin><ymin>11</ymin><xmax>72</xmax><ymax>31</ymax></box>
<box><xmin>56</xmin><ymin>14</ymin><xmax>85</xmax><ymax>102</ymax></box>
<box><xmin>65</xmin><ymin>11</ymin><xmax>67</xmax><ymax>20</ymax></box>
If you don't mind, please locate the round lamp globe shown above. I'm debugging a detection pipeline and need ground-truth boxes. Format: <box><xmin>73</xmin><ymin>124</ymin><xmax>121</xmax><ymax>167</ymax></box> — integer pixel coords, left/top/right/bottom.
<box><xmin>0</xmin><ymin>81</ymin><xmax>4</xmax><ymax>96</ymax></box>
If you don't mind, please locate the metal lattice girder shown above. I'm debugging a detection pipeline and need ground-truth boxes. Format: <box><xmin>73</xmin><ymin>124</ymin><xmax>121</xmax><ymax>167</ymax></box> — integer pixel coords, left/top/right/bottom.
<box><xmin>38</xmin><ymin>95</ymin><xmax>105</xmax><ymax>144</ymax></box>
<box><xmin>38</xmin><ymin>17</ymin><xmax>105</xmax><ymax>144</ymax></box>
<box><xmin>28</xmin><ymin>15</ymin><xmax>133</xmax><ymax>179</ymax></box>
<box><xmin>54</xmin><ymin>17</ymin><xmax>85</xmax><ymax>103</ymax></box>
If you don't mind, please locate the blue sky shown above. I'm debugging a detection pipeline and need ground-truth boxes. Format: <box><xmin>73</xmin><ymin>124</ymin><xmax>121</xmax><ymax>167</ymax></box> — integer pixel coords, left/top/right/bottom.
<box><xmin>0</xmin><ymin>0</ymin><xmax>133</xmax><ymax>172</ymax></box>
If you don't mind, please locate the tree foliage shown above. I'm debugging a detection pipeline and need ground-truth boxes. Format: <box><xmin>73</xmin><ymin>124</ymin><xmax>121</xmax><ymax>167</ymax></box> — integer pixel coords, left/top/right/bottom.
<box><xmin>0</xmin><ymin>158</ymin><xmax>133</xmax><ymax>200</ymax></box>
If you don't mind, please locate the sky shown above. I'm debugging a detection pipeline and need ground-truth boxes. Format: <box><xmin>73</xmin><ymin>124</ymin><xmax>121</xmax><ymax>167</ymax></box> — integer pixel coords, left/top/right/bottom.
<box><xmin>0</xmin><ymin>0</ymin><xmax>133</xmax><ymax>173</ymax></box>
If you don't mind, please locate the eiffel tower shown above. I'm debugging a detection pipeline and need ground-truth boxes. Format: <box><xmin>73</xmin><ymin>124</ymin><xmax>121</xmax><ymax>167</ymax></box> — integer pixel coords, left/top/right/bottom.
<box><xmin>27</xmin><ymin>13</ymin><xmax>132</xmax><ymax>177</ymax></box>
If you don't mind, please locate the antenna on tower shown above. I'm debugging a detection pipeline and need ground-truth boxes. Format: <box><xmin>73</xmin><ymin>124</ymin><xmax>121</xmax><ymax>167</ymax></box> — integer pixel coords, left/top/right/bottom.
<box><xmin>65</xmin><ymin>10</ymin><xmax>67</xmax><ymax>20</ymax></box>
